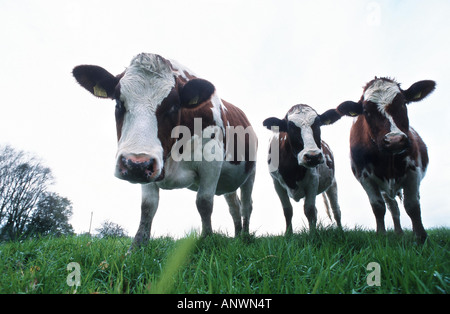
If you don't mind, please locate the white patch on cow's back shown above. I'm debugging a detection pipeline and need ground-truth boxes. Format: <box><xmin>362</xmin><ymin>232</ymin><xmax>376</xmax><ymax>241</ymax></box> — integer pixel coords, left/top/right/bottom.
<box><xmin>210</xmin><ymin>92</ymin><xmax>226</xmax><ymax>133</ymax></box>
<box><xmin>169</xmin><ymin>58</ymin><xmax>197</xmax><ymax>80</ymax></box>
<box><xmin>325</xmin><ymin>151</ymin><xmax>333</xmax><ymax>165</ymax></box>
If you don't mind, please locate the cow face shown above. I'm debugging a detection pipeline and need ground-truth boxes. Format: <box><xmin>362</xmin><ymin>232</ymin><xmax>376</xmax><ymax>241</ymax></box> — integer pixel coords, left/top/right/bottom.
<box><xmin>338</xmin><ymin>78</ymin><xmax>436</xmax><ymax>154</ymax></box>
<box><xmin>263</xmin><ymin>105</ymin><xmax>341</xmax><ymax>168</ymax></box>
<box><xmin>73</xmin><ymin>53</ymin><xmax>215</xmax><ymax>184</ymax></box>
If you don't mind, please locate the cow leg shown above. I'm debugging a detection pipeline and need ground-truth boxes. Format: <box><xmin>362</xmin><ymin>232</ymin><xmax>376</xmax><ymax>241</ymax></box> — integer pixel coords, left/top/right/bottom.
<box><xmin>240</xmin><ymin>169</ymin><xmax>255</xmax><ymax>234</ymax></box>
<box><xmin>382</xmin><ymin>193</ymin><xmax>403</xmax><ymax>235</ymax></box>
<box><xmin>360</xmin><ymin>180</ymin><xmax>387</xmax><ymax>234</ymax></box>
<box><xmin>304</xmin><ymin>178</ymin><xmax>319</xmax><ymax>232</ymax></box>
<box><xmin>224</xmin><ymin>192</ymin><xmax>242</xmax><ymax>236</ymax></box>
<box><xmin>196</xmin><ymin>161</ymin><xmax>222</xmax><ymax>237</ymax></box>
<box><xmin>304</xmin><ymin>199</ymin><xmax>318</xmax><ymax>232</ymax></box>
<box><xmin>325</xmin><ymin>179</ymin><xmax>342</xmax><ymax>228</ymax></box>
<box><xmin>196</xmin><ymin>194</ymin><xmax>214</xmax><ymax>237</ymax></box>
<box><xmin>273</xmin><ymin>178</ymin><xmax>293</xmax><ymax>235</ymax></box>
<box><xmin>130</xmin><ymin>183</ymin><xmax>159</xmax><ymax>251</ymax></box>
<box><xmin>403</xmin><ymin>175</ymin><xmax>427</xmax><ymax>242</ymax></box>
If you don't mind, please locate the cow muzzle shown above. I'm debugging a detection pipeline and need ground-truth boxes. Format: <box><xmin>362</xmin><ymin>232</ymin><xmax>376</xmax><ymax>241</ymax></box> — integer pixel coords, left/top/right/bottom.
<box><xmin>298</xmin><ymin>150</ymin><xmax>324</xmax><ymax>168</ymax></box>
<box><xmin>115</xmin><ymin>153</ymin><xmax>162</xmax><ymax>183</ymax></box>
<box><xmin>382</xmin><ymin>132</ymin><xmax>409</xmax><ymax>154</ymax></box>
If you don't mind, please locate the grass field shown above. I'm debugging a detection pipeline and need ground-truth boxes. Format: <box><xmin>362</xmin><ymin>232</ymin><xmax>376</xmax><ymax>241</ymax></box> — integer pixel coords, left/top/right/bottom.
<box><xmin>0</xmin><ymin>227</ymin><xmax>448</xmax><ymax>294</ymax></box>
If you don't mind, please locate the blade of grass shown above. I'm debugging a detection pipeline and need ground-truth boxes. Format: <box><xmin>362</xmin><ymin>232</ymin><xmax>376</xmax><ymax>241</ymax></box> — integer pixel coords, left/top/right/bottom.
<box><xmin>149</xmin><ymin>233</ymin><xmax>197</xmax><ymax>294</ymax></box>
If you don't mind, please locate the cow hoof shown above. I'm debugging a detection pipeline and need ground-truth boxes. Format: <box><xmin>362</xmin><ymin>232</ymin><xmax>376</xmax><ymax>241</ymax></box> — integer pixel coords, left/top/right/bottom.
<box><xmin>284</xmin><ymin>228</ymin><xmax>293</xmax><ymax>237</ymax></box>
<box><xmin>416</xmin><ymin>232</ymin><xmax>427</xmax><ymax>244</ymax></box>
<box><xmin>394</xmin><ymin>229</ymin><xmax>404</xmax><ymax>236</ymax></box>
<box><xmin>201</xmin><ymin>231</ymin><xmax>213</xmax><ymax>238</ymax></box>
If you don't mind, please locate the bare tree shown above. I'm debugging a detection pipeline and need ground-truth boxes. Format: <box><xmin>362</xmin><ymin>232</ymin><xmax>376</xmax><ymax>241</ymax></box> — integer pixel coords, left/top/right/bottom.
<box><xmin>0</xmin><ymin>145</ymin><xmax>53</xmax><ymax>240</ymax></box>
<box><xmin>0</xmin><ymin>145</ymin><xmax>24</xmax><ymax>222</ymax></box>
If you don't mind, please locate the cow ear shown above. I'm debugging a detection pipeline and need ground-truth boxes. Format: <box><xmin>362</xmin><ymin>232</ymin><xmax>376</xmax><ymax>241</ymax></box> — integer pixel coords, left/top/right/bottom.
<box><xmin>337</xmin><ymin>101</ymin><xmax>363</xmax><ymax>117</ymax></box>
<box><xmin>263</xmin><ymin>117</ymin><xmax>288</xmax><ymax>132</ymax></box>
<box><xmin>319</xmin><ymin>109</ymin><xmax>342</xmax><ymax>125</ymax></box>
<box><xmin>73</xmin><ymin>65</ymin><xmax>118</xmax><ymax>99</ymax></box>
<box><xmin>180</xmin><ymin>79</ymin><xmax>216</xmax><ymax>108</ymax></box>
<box><xmin>403</xmin><ymin>80</ymin><xmax>436</xmax><ymax>103</ymax></box>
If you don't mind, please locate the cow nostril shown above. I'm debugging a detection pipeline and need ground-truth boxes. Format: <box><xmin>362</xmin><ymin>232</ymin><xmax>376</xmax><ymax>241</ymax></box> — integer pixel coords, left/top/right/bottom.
<box><xmin>143</xmin><ymin>158</ymin><xmax>155</xmax><ymax>173</ymax></box>
<box><xmin>304</xmin><ymin>152</ymin><xmax>323</xmax><ymax>163</ymax></box>
<box><xmin>119</xmin><ymin>154</ymin><xmax>155</xmax><ymax>172</ymax></box>
<box><xmin>115</xmin><ymin>153</ymin><xmax>162</xmax><ymax>182</ymax></box>
<box><xmin>119</xmin><ymin>155</ymin><xmax>129</xmax><ymax>173</ymax></box>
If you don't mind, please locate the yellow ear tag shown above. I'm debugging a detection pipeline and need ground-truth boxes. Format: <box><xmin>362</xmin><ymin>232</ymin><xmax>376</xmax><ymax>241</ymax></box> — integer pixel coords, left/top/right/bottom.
<box><xmin>188</xmin><ymin>96</ymin><xmax>199</xmax><ymax>106</ymax></box>
<box><xmin>349</xmin><ymin>111</ymin><xmax>358</xmax><ymax>116</ymax></box>
<box><xmin>93</xmin><ymin>84</ymin><xmax>108</xmax><ymax>98</ymax></box>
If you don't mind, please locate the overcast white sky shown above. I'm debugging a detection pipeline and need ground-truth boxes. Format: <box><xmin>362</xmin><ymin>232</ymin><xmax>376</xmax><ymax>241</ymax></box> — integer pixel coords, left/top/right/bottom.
<box><xmin>1</xmin><ymin>0</ymin><xmax>449</xmax><ymax>238</ymax></box>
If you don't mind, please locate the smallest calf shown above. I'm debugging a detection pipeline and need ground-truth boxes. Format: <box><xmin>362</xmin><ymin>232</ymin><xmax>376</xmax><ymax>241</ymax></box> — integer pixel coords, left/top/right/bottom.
<box><xmin>263</xmin><ymin>104</ymin><xmax>342</xmax><ymax>234</ymax></box>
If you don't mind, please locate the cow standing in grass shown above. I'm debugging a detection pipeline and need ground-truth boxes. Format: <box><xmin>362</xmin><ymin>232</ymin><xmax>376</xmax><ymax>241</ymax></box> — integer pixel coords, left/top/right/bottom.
<box><xmin>337</xmin><ymin>77</ymin><xmax>435</xmax><ymax>242</ymax></box>
<box><xmin>73</xmin><ymin>53</ymin><xmax>257</xmax><ymax>249</ymax></box>
<box><xmin>263</xmin><ymin>104</ymin><xmax>342</xmax><ymax>234</ymax></box>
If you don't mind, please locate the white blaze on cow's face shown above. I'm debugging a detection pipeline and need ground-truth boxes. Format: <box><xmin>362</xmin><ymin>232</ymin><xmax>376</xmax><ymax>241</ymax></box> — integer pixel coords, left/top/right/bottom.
<box><xmin>363</xmin><ymin>79</ymin><xmax>406</xmax><ymax>135</ymax></box>
<box><xmin>362</xmin><ymin>78</ymin><xmax>410</xmax><ymax>153</ymax></box>
<box><xmin>115</xmin><ymin>54</ymin><xmax>176</xmax><ymax>182</ymax></box>
<box><xmin>286</xmin><ymin>106</ymin><xmax>323</xmax><ymax>168</ymax></box>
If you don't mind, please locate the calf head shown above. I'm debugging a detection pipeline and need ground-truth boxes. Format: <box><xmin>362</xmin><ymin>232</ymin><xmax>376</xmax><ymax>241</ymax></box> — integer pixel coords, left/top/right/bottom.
<box><xmin>338</xmin><ymin>77</ymin><xmax>435</xmax><ymax>154</ymax></box>
<box><xmin>263</xmin><ymin>104</ymin><xmax>341</xmax><ymax>168</ymax></box>
<box><xmin>73</xmin><ymin>53</ymin><xmax>215</xmax><ymax>184</ymax></box>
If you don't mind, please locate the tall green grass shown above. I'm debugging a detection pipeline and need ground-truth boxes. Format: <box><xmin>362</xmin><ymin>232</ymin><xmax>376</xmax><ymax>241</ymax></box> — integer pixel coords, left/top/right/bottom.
<box><xmin>0</xmin><ymin>227</ymin><xmax>448</xmax><ymax>294</ymax></box>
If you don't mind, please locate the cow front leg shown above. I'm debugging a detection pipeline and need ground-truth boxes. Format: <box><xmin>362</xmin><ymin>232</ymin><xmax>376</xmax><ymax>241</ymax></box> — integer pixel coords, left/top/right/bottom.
<box><xmin>403</xmin><ymin>195</ymin><xmax>427</xmax><ymax>243</ymax></box>
<box><xmin>304</xmin><ymin>179</ymin><xmax>319</xmax><ymax>232</ymax></box>
<box><xmin>403</xmin><ymin>175</ymin><xmax>427</xmax><ymax>243</ymax></box>
<box><xmin>273</xmin><ymin>178</ymin><xmax>293</xmax><ymax>235</ymax></box>
<box><xmin>197</xmin><ymin>193</ymin><xmax>214</xmax><ymax>237</ymax></box>
<box><xmin>360</xmin><ymin>180</ymin><xmax>386</xmax><ymax>234</ymax></box>
<box><xmin>382</xmin><ymin>193</ymin><xmax>403</xmax><ymax>235</ymax></box>
<box><xmin>196</xmin><ymin>161</ymin><xmax>221</xmax><ymax>237</ymax></box>
<box><xmin>224</xmin><ymin>192</ymin><xmax>242</xmax><ymax>236</ymax></box>
<box><xmin>240</xmin><ymin>169</ymin><xmax>255</xmax><ymax>235</ymax></box>
<box><xmin>303</xmin><ymin>202</ymin><xmax>318</xmax><ymax>232</ymax></box>
<box><xmin>325</xmin><ymin>179</ymin><xmax>342</xmax><ymax>228</ymax></box>
<box><xmin>130</xmin><ymin>183</ymin><xmax>159</xmax><ymax>251</ymax></box>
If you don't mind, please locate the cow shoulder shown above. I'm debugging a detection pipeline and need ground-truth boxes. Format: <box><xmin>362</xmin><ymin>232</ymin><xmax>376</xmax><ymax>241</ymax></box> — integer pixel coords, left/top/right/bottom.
<box><xmin>407</xmin><ymin>128</ymin><xmax>429</xmax><ymax>173</ymax></box>
<box><xmin>321</xmin><ymin>141</ymin><xmax>335</xmax><ymax>172</ymax></box>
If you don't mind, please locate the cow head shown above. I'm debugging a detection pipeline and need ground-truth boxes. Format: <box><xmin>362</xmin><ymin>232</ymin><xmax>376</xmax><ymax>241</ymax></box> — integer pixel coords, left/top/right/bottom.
<box><xmin>337</xmin><ymin>77</ymin><xmax>436</xmax><ymax>154</ymax></box>
<box><xmin>263</xmin><ymin>104</ymin><xmax>341</xmax><ymax>168</ymax></box>
<box><xmin>73</xmin><ymin>53</ymin><xmax>215</xmax><ymax>184</ymax></box>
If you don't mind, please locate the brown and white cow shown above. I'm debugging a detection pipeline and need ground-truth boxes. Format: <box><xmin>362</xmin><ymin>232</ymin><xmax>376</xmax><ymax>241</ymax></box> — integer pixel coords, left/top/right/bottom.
<box><xmin>263</xmin><ymin>104</ymin><xmax>342</xmax><ymax>234</ymax></box>
<box><xmin>337</xmin><ymin>77</ymin><xmax>435</xmax><ymax>242</ymax></box>
<box><xmin>73</xmin><ymin>53</ymin><xmax>257</xmax><ymax>248</ymax></box>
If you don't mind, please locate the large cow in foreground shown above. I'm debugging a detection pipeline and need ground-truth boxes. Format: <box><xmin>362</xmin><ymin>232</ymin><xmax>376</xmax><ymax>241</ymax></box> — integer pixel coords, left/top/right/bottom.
<box><xmin>263</xmin><ymin>104</ymin><xmax>342</xmax><ymax>234</ymax></box>
<box><xmin>337</xmin><ymin>77</ymin><xmax>435</xmax><ymax>242</ymax></box>
<box><xmin>73</xmin><ymin>53</ymin><xmax>257</xmax><ymax>248</ymax></box>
